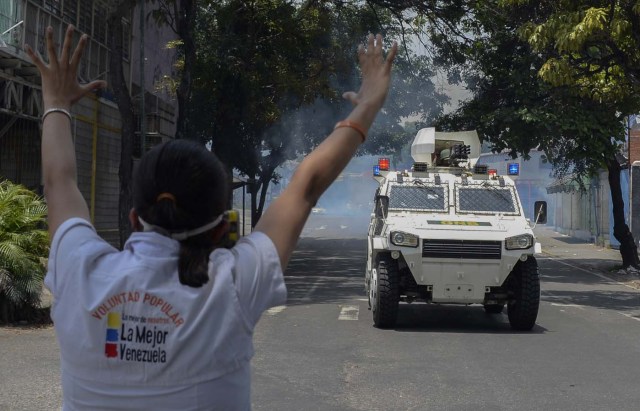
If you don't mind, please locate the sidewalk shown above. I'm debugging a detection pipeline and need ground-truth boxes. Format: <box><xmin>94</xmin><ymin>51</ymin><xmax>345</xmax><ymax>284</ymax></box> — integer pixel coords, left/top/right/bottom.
<box><xmin>533</xmin><ymin>226</ymin><xmax>640</xmax><ymax>290</ymax></box>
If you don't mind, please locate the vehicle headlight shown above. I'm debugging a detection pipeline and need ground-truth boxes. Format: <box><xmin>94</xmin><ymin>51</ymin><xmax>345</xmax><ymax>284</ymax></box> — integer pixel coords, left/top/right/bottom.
<box><xmin>505</xmin><ymin>234</ymin><xmax>533</xmax><ymax>250</ymax></box>
<box><xmin>390</xmin><ymin>231</ymin><xmax>419</xmax><ymax>247</ymax></box>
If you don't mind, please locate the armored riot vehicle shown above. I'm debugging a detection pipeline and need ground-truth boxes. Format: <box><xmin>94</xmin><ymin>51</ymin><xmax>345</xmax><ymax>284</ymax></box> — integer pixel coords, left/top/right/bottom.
<box><xmin>366</xmin><ymin>128</ymin><xmax>542</xmax><ymax>330</ymax></box>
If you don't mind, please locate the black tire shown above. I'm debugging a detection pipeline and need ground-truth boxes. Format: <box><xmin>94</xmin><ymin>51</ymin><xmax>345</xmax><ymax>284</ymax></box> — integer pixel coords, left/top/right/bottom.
<box><xmin>507</xmin><ymin>257</ymin><xmax>540</xmax><ymax>331</ymax></box>
<box><xmin>484</xmin><ymin>303</ymin><xmax>505</xmax><ymax>314</ymax></box>
<box><xmin>372</xmin><ymin>255</ymin><xmax>399</xmax><ymax>328</ymax></box>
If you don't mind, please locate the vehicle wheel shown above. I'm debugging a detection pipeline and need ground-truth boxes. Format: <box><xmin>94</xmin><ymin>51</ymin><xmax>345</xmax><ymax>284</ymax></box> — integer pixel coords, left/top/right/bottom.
<box><xmin>484</xmin><ymin>303</ymin><xmax>505</xmax><ymax>314</ymax></box>
<box><xmin>371</xmin><ymin>255</ymin><xmax>399</xmax><ymax>328</ymax></box>
<box><xmin>507</xmin><ymin>257</ymin><xmax>540</xmax><ymax>331</ymax></box>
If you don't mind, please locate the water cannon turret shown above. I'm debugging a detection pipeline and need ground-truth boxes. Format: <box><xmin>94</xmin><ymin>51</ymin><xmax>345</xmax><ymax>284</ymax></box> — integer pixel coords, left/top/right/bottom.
<box><xmin>411</xmin><ymin>128</ymin><xmax>436</xmax><ymax>165</ymax></box>
<box><xmin>411</xmin><ymin>127</ymin><xmax>481</xmax><ymax>169</ymax></box>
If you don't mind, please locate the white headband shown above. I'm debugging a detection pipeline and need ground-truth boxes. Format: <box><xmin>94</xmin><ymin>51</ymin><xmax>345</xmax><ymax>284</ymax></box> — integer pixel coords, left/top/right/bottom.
<box><xmin>138</xmin><ymin>214</ymin><xmax>224</xmax><ymax>241</ymax></box>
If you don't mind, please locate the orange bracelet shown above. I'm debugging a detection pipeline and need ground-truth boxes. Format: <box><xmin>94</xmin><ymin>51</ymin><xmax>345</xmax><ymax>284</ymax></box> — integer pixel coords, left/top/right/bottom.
<box><xmin>334</xmin><ymin>120</ymin><xmax>367</xmax><ymax>143</ymax></box>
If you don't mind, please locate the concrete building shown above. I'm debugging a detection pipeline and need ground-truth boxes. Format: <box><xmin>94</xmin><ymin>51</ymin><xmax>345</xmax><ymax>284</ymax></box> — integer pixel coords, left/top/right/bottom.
<box><xmin>0</xmin><ymin>0</ymin><xmax>177</xmax><ymax>245</ymax></box>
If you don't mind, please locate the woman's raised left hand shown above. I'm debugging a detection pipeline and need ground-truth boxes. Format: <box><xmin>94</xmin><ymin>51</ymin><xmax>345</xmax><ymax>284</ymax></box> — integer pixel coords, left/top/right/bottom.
<box><xmin>25</xmin><ymin>24</ymin><xmax>106</xmax><ymax>111</ymax></box>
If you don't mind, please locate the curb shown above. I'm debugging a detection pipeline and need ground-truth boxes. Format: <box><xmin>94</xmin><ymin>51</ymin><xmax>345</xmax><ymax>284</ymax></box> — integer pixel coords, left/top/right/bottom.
<box><xmin>540</xmin><ymin>249</ymin><xmax>640</xmax><ymax>291</ymax></box>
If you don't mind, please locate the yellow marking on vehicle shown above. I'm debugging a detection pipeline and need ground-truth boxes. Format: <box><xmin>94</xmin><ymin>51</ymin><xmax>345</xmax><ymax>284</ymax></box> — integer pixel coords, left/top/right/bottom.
<box><xmin>427</xmin><ymin>220</ymin><xmax>492</xmax><ymax>226</ymax></box>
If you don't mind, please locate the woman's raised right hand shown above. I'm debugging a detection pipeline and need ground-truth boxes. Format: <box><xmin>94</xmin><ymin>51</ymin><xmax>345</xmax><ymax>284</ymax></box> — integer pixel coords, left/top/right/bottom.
<box><xmin>342</xmin><ymin>33</ymin><xmax>398</xmax><ymax>112</ymax></box>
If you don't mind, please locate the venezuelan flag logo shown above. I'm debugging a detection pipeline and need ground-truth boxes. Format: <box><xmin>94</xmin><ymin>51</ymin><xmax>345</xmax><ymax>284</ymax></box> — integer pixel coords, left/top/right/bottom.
<box><xmin>105</xmin><ymin>312</ymin><xmax>120</xmax><ymax>358</ymax></box>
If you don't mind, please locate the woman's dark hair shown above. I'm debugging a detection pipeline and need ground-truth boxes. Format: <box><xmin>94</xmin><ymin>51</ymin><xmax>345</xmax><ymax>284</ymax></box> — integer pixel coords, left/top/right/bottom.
<box><xmin>133</xmin><ymin>139</ymin><xmax>229</xmax><ymax>287</ymax></box>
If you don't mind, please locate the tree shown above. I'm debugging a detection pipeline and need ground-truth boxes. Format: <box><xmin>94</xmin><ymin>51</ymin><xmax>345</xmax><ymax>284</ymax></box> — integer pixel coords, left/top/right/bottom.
<box><xmin>0</xmin><ymin>180</ymin><xmax>49</xmax><ymax>323</ymax></box>
<box><xmin>107</xmin><ymin>1</ymin><xmax>137</xmax><ymax>248</ymax></box>
<box><xmin>433</xmin><ymin>1</ymin><xmax>640</xmax><ymax>270</ymax></box>
<box><xmin>190</xmin><ymin>0</ymin><xmax>345</xmax><ymax>222</ymax></box>
<box><xmin>188</xmin><ymin>0</ymin><xmax>446</xmax><ymax>224</ymax></box>
<box><xmin>499</xmin><ymin>0</ymin><xmax>640</xmax><ymax>269</ymax></box>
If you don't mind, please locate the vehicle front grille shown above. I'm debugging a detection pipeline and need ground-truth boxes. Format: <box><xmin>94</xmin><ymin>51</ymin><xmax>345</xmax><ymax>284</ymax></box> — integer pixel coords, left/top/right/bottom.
<box><xmin>422</xmin><ymin>239</ymin><xmax>502</xmax><ymax>259</ymax></box>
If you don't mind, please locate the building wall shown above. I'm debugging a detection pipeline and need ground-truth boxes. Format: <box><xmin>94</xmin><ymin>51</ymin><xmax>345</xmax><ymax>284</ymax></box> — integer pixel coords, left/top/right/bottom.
<box><xmin>549</xmin><ymin>171</ymin><xmax>614</xmax><ymax>247</ymax></box>
<box><xmin>630</xmin><ymin>128</ymin><xmax>640</xmax><ymax>165</ymax></box>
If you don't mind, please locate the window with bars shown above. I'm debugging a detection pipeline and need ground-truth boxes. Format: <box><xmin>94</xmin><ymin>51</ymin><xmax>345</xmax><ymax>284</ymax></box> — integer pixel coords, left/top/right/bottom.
<box><xmin>78</xmin><ymin>0</ymin><xmax>93</xmax><ymax>34</ymax></box>
<box><xmin>388</xmin><ymin>184</ymin><xmax>448</xmax><ymax>213</ymax></box>
<box><xmin>37</xmin><ymin>11</ymin><xmax>47</xmax><ymax>56</ymax></box>
<box><xmin>455</xmin><ymin>184</ymin><xmax>520</xmax><ymax>215</ymax></box>
<box><xmin>93</xmin><ymin>2</ymin><xmax>106</xmax><ymax>44</ymax></box>
<box><xmin>122</xmin><ymin>19</ymin><xmax>130</xmax><ymax>60</ymax></box>
<box><xmin>0</xmin><ymin>1</ymin><xmax>17</xmax><ymax>33</ymax></box>
<box><xmin>44</xmin><ymin>0</ymin><xmax>62</xmax><ymax>16</ymax></box>
<box><xmin>62</xmin><ymin>0</ymin><xmax>78</xmax><ymax>25</ymax></box>
<box><xmin>99</xmin><ymin>45</ymin><xmax>108</xmax><ymax>78</ymax></box>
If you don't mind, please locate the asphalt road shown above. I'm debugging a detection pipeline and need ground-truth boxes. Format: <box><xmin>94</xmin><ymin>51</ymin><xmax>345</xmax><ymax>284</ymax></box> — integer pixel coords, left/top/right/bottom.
<box><xmin>0</xmin><ymin>326</ymin><xmax>61</xmax><ymax>411</ymax></box>
<box><xmin>3</xmin><ymin>214</ymin><xmax>640</xmax><ymax>410</ymax></box>
<box><xmin>252</xmin><ymin>215</ymin><xmax>640</xmax><ymax>411</ymax></box>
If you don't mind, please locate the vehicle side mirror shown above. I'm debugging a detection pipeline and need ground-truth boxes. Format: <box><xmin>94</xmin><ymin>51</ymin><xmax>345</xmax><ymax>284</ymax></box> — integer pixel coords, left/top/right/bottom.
<box><xmin>375</xmin><ymin>195</ymin><xmax>389</xmax><ymax>218</ymax></box>
<box><xmin>534</xmin><ymin>201</ymin><xmax>547</xmax><ymax>224</ymax></box>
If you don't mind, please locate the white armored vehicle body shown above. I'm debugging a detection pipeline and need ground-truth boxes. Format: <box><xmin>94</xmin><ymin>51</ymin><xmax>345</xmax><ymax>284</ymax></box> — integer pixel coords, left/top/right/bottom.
<box><xmin>366</xmin><ymin>128</ymin><xmax>542</xmax><ymax>330</ymax></box>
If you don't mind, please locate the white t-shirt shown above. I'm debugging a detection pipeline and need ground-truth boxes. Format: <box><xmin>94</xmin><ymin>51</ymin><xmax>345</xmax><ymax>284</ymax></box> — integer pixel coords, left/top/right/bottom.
<box><xmin>45</xmin><ymin>218</ymin><xmax>287</xmax><ymax>411</ymax></box>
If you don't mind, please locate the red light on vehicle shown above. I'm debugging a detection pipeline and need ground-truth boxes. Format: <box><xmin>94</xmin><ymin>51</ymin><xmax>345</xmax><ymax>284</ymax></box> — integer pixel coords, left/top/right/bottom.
<box><xmin>378</xmin><ymin>157</ymin><xmax>390</xmax><ymax>171</ymax></box>
<box><xmin>488</xmin><ymin>169</ymin><xmax>498</xmax><ymax>176</ymax></box>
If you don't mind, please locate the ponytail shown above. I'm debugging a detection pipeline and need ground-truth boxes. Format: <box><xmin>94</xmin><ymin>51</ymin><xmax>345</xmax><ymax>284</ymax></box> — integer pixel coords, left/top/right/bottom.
<box><xmin>178</xmin><ymin>233</ymin><xmax>215</xmax><ymax>287</ymax></box>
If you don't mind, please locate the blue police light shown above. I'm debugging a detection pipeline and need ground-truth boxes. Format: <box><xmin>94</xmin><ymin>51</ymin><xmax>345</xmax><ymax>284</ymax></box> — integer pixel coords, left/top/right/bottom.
<box><xmin>508</xmin><ymin>163</ymin><xmax>520</xmax><ymax>175</ymax></box>
<box><xmin>373</xmin><ymin>165</ymin><xmax>381</xmax><ymax>176</ymax></box>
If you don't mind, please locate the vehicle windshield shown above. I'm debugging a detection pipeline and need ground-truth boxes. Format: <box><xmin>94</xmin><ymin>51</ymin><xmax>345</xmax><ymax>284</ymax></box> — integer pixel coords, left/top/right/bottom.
<box><xmin>388</xmin><ymin>183</ymin><xmax>448</xmax><ymax>212</ymax></box>
<box><xmin>455</xmin><ymin>184</ymin><xmax>520</xmax><ymax>215</ymax></box>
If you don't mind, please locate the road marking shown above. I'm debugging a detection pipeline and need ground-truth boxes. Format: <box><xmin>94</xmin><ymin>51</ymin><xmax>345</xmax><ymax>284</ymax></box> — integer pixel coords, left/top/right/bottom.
<box><xmin>338</xmin><ymin>305</ymin><xmax>359</xmax><ymax>320</ymax></box>
<box><xmin>550</xmin><ymin>303</ymin><xmax>584</xmax><ymax>309</ymax></box>
<box><xmin>266</xmin><ymin>305</ymin><xmax>286</xmax><ymax>315</ymax></box>
<box><xmin>545</xmin><ymin>256</ymin><xmax>637</xmax><ymax>290</ymax></box>
<box><xmin>618</xmin><ymin>312</ymin><xmax>640</xmax><ymax>322</ymax></box>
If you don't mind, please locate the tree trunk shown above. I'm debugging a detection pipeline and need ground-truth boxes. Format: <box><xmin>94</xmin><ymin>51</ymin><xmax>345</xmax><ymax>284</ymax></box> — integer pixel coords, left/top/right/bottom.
<box><xmin>108</xmin><ymin>2</ymin><xmax>136</xmax><ymax>248</ymax></box>
<box><xmin>256</xmin><ymin>176</ymin><xmax>270</xmax><ymax>223</ymax></box>
<box><xmin>256</xmin><ymin>165</ymin><xmax>277</xmax><ymax>222</ymax></box>
<box><xmin>224</xmin><ymin>163</ymin><xmax>234</xmax><ymax>210</ymax></box>
<box><xmin>174</xmin><ymin>0</ymin><xmax>197</xmax><ymax>141</ymax></box>
<box><xmin>606</xmin><ymin>157</ymin><xmax>640</xmax><ymax>269</ymax></box>
<box><xmin>250</xmin><ymin>179</ymin><xmax>261</xmax><ymax>228</ymax></box>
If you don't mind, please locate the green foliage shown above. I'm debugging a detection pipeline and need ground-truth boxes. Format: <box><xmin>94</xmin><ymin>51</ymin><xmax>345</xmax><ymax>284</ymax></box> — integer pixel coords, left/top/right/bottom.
<box><xmin>503</xmin><ymin>0</ymin><xmax>640</xmax><ymax>106</ymax></box>
<box><xmin>0</xmin><ymin>180</ymin><xmax>49</xmax><ymax>311</ymax></box>
<box><xmin>432</xmin><ymin>1</ymin><xmax>628</xmax><ymax>184</ymax></box>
